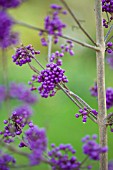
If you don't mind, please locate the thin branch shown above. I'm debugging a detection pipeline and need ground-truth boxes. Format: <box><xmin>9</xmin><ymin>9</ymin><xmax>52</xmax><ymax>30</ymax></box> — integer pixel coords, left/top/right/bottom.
<box><xmin>15</xmin><ymin>20</ymin><xmax>45</xmax><ymax>32</ymax></box>
<box><xmin>60</xmin><ymin>0</ymin><xmax>96</xmax><ymax>45</ymax></box>
<box><xmin>0</xmin><ymin>140</ymin><xmax>52</xmax><ymax>166</ymax></box>
<box><xmin>88</xmin><ymin>115</ymin><xmax>97</xmax><ymax>124</ymax></box>
<box><xmin>77</xmin><ymin>156</ymin><xmax>89</xmax><ymax>169</ymax></box>
<box><xmin>0</xmin><ymin>142</ymin><xmax>28</xmax><ymax>157</ymax></box>
<box><xmin>28</xmin><ymin>63</ymin><xmax>40</xmax><ymax>74</ymax></box>
<box><xmin>57</xmin><ymin>84</ymin><xmax>82</xmax><ymax>109</ymax></box>
<box><xmin>61</xmin><ymin>35</ymin><xmax>99</xmax><ymax>51</ymax></box>
<box><xmin>68</xmin><ymin>91</ymin><xmax>93</xmax><ymax>110</ymax></box>
<box><xmin>105</xmin><ymin>112</ymin><xmax>113</xmax><ymax>120</ymax></box>
<box><xmin>106</xmin><ymin>35</ymin><xmax>113</xmax><ymax>43</ymax></box>
<box><xmin>15</xmin><ymin>20</ymin><xmax>99</xmax><ymax>51</ymax></box>
<box><xmin>104</xmin><ymin>113</ymin><xmax>113</xmax><ymax>125</ymax></box>
<box><xmin>68</xmin><ymin>90</ymin><xmax>97</xmax><ymax>120</ymax></box>
<box><xmin>104</xmin><ymin>24</ymin><xmax>113</xmax><ymax>42</ymax></box>
<box><xmin>58</xmin><ymin>84</ymin><xmax>97</xmax><ymax>123</ymax></box>
<box><xmin>33</xmin><ymin>56</ymin><xmax>45</xmax><ymax>69</ymax></box>
<box><xmin>48</xmin><ymin>35</ymin><xmax>52</xmax><ymax>63</ymax></box>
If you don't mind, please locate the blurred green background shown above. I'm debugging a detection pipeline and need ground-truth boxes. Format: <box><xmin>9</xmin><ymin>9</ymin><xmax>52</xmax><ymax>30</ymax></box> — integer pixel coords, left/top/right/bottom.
<box><xmin>0</xmin><ymin>0</ymin><xmax>113</xmax><ymax>169</ymax></box>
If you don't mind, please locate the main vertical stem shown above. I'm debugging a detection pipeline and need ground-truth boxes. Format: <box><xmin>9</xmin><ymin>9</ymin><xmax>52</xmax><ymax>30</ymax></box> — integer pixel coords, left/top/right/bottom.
<box><xmin>95</xmin><ymin>1</ymin><xmax>108</xmax><ymax>170</ymax></box>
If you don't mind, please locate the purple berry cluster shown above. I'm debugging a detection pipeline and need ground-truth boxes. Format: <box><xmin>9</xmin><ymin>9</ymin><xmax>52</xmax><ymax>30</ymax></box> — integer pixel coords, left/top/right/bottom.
<box><xmin>106</xmin><ymin>42</ymin><xmax>113</xmax><ymax>54</ymax></box>
<box><xmin>102</xmin><ymin>0</ymin><xmax>113</xmax><ymax>28</ymax></box>
<box><xmin>90</xmin><ymin>82</ymin><xmax>113</xmax><ymax>109</ymax></box>
<box><xmin>37</xmin><ymin>63</ymin><xmax>68</xmax><ymax>98</ymax></box>
<box><xmin>9</xmin><ymin>82</ymin><xmax>38</xmax><ymax>104</ymax></box>
<box><xmin>103</xmin><ymin>17</ymin><xmax>113</xmax><ymax>28</ymax></box>
<box><xmin>0</xmin><ymin>150</ymin><xmax>16</xmax><ymax>170</ymax></box>
<box><xmin>75</xmin><ymin>107</ymin><xmax>98</xmax><ymax>123</ymax></box>
<box><xmin>0</xmin><ymin>0</ymin><xmax>24</xmax><ymax>49</ymax></box>
<box><xmin>12</xmin><ymin>44</ymin><xmax>40</xmax><ymax>66</ymax></box>
<box><xmin>48</xmin><ymin>143</ymin><xmax>81</xmax><ymax>170</ymax></box>
<box><xmin>0</xmin><ymin>0</ymin><xmax>22</xmax><ymax>9</ymax></box>
<box><xmin>0</xmin><ymin>10</ymin><xmax>18</xmax><ymax>48</ymax></box>
<box><xmin>82</xmin><ymin>134</ymin><xmax>108</xmax><ymax>160</ymax></box>
<box><xmin>19</xmin><ymin>125</ymin><xmax>47</xmax><ymax>165</ymax></box>
<box><xmin>39</xmin><ymin>4</ymin><xmax>67</xmax><ymax>46</ymax></box>
<box><xmin>0</xmin><ymin>105</ymin><xmax>32</xmax><ymax>143</ymax></box>
<box><xmin>102</xmin><ymin>0</ymin><xmax>113</xmax><ymax>13</ymax></box>
<box><xmin>0</xmin><ymin>82</ymin><xmax>38</xmax><ymax>106</ymax></box>
<box><xmin>60</xmin><ymin>40</ymin><xmax>75</xmax><ymax>56</ymax></box>
<box><xmin>50</xmin><ymin>51</ymin><xmax>64</xmax><ymax>65</ymax></box>
<box><xmin>29</xmin><ymin>62</ymin><xmax>68</xmax><ymax>98</ymax></box>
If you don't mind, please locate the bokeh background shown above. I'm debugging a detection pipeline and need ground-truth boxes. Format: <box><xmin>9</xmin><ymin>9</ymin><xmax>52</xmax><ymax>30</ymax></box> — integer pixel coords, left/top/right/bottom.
<box><xmin>0</xmin><ymin>0</ymin><xmax>113</xmax><ymax>169</ymax></box>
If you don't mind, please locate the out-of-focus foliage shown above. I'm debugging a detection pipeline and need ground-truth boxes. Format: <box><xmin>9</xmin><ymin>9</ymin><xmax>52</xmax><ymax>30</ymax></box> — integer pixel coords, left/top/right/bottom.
<box><xmin>0</xmin><ymin>0</ymin><xmax>113</xmax><ymax>169</ymax></box>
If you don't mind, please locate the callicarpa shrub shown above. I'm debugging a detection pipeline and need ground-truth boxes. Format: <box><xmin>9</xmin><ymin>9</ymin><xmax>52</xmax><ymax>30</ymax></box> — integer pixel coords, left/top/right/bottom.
<box><xmin>0</xmin><ymin>0</ymin><xmax>113</xmax><ymax>170</ymax></box>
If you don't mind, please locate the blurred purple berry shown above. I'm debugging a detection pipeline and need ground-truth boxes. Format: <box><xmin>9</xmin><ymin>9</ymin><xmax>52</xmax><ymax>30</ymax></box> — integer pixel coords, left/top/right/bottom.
<box><xmin>22</xmin><ymin>125</ymin><xmax>47</xmax><ymax>165</ymax></box>
<box><xmin>108</xmin><ymin>160</ymin><xmax>113</xmax><ymax>170</ymax></box>
<box><xmin>0</xmin><ymin>85</ymin><xmax>6</xmax><ymax>103</ymax></box>
<box><xmin>0</xmin><ymin>10</ymin><xmax>18</xmax><ymax>48</ymax></box>
<box><xmin>75</xmin><ymin>107</ymin><xmax>98</xmax><ymax>123</ymax></box>
<box><xmin>0</xmin><ymin>0</ymin><xmax>22</xmax><ymax>9</ymax></box>
<box><xmin>48</xmin><ymin>143</ymin><xmax>81</xmax><ymax>170</ymax></box>
<box><xmin>90</xmin><ymin>82</ymin><xmax>98</xmax><ymax>97</ymax></box>
<box><xmin>0</xmin><ymin>150</ymin><xmax>16</xmax><ymax>170</ymax></box>
<box><xmin>60</xmin><ymin>40</ymin><xmax>75</xmax><ymax>56</ymax></box>
<box><xmin>12</xmin><ymin>44</ymin><xmax>40</xmax><ymax>66</ymax></box>
<box><xmin>90</xmin><ymin>82</ymin><xmax>113</xmax><ymax>109</ymax></box>
<box><xmin>82</xmin><ymin>134</ymin><xmax>108</xmax><ymax>160</ymax></box>
<box><xmin>39</xmin><ymin>4</ymin><xmax>67</xmax><ymax>46</ymax></box>
<box><xmin>9</xmin><ymin>82</ymin><xmax>38</xmax><ymax>104</ymax></box>
<box><xmin>106</xmin><ymin>51</ymin><xmax>113</xmax><ymax>69</ymax></box>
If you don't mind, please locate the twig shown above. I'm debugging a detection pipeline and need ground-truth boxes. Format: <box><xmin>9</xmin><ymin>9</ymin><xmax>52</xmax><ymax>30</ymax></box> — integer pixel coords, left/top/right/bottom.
<box><xmin>28</xmin><ymin>63</ymin><xmax>40</xmax><ymax>74</ymax></box>
<box><xmin>106</xmin><ymin>35</ymin><xmax>113</xmax><ymax>43</ymax></box>
<box><xmin>0</xmin><ymin>142</ymin><xmax>28</xmax><ymax>157</ymax></box>
<box><xmin>48</xmin><ymin>35</ymin><xmax>52</xmax><ymax>63</ymax></box>
<box><xmin>68</xmin><ymin>91</ymin><xmax>93</xmax><ymax>110</ymax></box>
<box><xmin>104</xmin><ymin>113</ymin><xmax>113</xmax><ymax>125</ymax></box>
<box><xmin>68</xmin><ymin>90</ymin><xmax>97</xmax><ymax>120</ymax></box>
<box><xmin>60</xmin><ymin>0</ymin><xmax>96</xmax><ymax>46</ymax></box>
<box><xmin>78</xmin><ymin>156</ymin><xmax>89</xmax><ymax>169</ymax></box>
<box><xmin>104</xmin><ymin>24</ymin><xmax>113</xmax><ymax>42</ymax></box>
<box><xmin>88</xmin><ymin>114</ymin><xmax>97</xmax><ymax>124</ymax></box>
<box><xmin>61</xmin><ymin>35</ymin><xmax>99</xmax><ymax>51</ymax></box>
<box><xmin>73</xmin><ymin>156</ymin><xmax>89</xmax><ymax>170</ymax></box>
<box><xmin>57</xmin><ymin>84</ymin><xmax>82</xmax><ymax>109</ymax></box>
<box><xmin>33</xmin><ymin>56</ymin><xmax>45</xmax><ymax>69</ymax></box>
<box><xmin>105</xmin><ymin>112</ymin><xmax>113</xmax><ymax>120</ymax></box>
<box><xmin>15</xmin><ymin>20</ymin><xmax>99</xmax><ymax>51</ymax></box>
<box><xmin>58</xmin><ymin>84</ymin><xmax>97</xmax><ymax>123</ymax></box>
<box><xmin>15</xmin><ymin>20</ymin><xmax>45</xmax><ymax>32</ymax></box>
